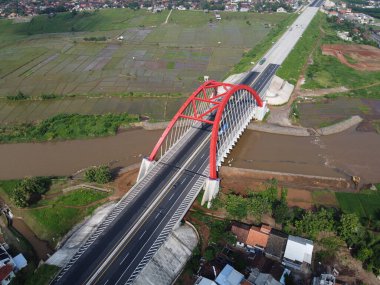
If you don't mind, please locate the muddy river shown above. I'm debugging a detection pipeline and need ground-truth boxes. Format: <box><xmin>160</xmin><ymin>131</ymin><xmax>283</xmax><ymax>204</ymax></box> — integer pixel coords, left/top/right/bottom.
<box><xmin>229</xmin><ymin>127</ymin><xmax>380</xmax><ymax>183</ymax></box>
<box><xmin>0</xmin><ymin>128</ymin><xmax>162</xmax><ymax>179</ymax></box>
<box><xmin>0</xmin><ymin>127</ymin><xmax>379</xmax><ymax>183</ymax></box>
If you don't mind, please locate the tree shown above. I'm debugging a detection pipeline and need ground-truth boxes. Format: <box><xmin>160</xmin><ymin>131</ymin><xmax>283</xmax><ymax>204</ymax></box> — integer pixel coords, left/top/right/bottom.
<box><xmin>294</xmin><ymin>208</ymin><xmax>335</xmax><ymax>239</ymax></box>
<box><xmin>338</xmin><ymin>213</ymin><xmax>361</xmax><ymax>245</ymax></box>
<box><xmin>85</xmin><ymin>166</ymin><xmax>112</xmax><ymax>184</ymax></box>
<box><xmin>225</xmin><ymin>194</ymin><xmax>248</xmax><ymax>220</ymax></box>
<box><xmin>273</xmin><ymin>201</ymin><xmax>289</xmax><ymax>224</ymax></box>
<box><xmin>10</xmin><ymin>177</ymin><xmax>50</xmax><ymax>207</ymax></box>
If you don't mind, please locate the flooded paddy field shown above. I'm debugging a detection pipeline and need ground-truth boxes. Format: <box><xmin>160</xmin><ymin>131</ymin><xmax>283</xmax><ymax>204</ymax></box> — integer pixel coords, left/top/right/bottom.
<box><xmin>0</xmin><ymin>96</ymin><xmax>185</xmax><ymax>124</ymax></box>
<box><xmin>298</xmin><ymin>97</ymin><xmax>380</xmax><ymax>131</ymax></box>
<box><xmin>0</xmin><ymin>10</ymin><xmax>289</xmax><ymax>97</ymax></box>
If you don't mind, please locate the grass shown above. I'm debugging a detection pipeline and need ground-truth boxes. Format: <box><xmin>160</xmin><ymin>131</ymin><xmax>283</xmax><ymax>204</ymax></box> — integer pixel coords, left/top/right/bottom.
<box><xmin>0</xmin><ymin>180</ymin><xmax>19</xmax><ymax>204</ymax></box>
<box><xmin>324</xmin><ymin>85</ymin><xmax>380</xmax><ymax>99</ymax></box>
<box><xmin>0</xmin><ymin>178</ymin><xmax>111</xmax><ymax>245</ymax></box>
<box><xmin>373</xmin><ymin>120</ymin><xmax>380</xmax><ymax>134</ymax></box>
<box><xmin>0</xmin><ymin>10</ymin><xmax>287</xmax><ymax>97</ymax></box>
<box><xmin>336</xmin><ymin>189</ymin><xmax>380</xmax><ymax>221</ymax></box>
<box><xmin>276</xmin><ymin>12</ymin><xmax>323</xmax><ymax>85</ymax></box>
<box><xmin>301</xmin><ymin>14</ymin><xmax>380</xmax><ymax>90</ymax></box>
<box><xmin>24</xmin><ymin>188</ymin><xmax>110</xmax><ymax>243</ymax></box>
<box><xmin>24</xmin><ymin>264</ymin><xmax>60</xmax><ymax>285</ymax></box>
<box><xmin>0</xmin><ymin>112</ymin><xmax>138</xmax><ymax>143</ymax></box>
<box><xmin>230</xmin><ymin>13</ymin><xmax>297</xmax><ymax>74</ymax></box>
<box><xmin>12</xmin><ymin>9</ymin><xmax>169</xmax><ymax>35</ymax></box>
<box><xmin>48</xmin><ymin>188</ymin><xmax>109</xmax><ymax>207</ymax></box>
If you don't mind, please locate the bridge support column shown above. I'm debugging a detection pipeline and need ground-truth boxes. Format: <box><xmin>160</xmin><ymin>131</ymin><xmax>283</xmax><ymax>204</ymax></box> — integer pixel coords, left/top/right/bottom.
<box><xmin>137</xmin><ymin>158</ymin><xmax>155</xmax><ymax>182</ymax></box>
<box><xmin>201</xmin><ymin>178</ymin><xmax>220</xmax><ymax>209</ymax></box>
<box><xmin>253</xmin><ymin>100</ymin><xmax>268</xmax><ymax>121</ymax></box>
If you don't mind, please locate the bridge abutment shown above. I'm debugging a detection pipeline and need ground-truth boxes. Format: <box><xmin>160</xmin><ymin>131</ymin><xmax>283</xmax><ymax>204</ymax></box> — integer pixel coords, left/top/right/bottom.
<box><xmin>137</xmin><ymin>158</ymin><xmax>155</xmax><ymax>182</ymax></box>
<box><xmin>201</xmin><ymin>178</ymin><xmax>220</xmax><ymax>208</ymax></box>
<box><xmin>253</xmin><ymin>100</ymin><xmax>268</xmax><ymax>121</ymax></box>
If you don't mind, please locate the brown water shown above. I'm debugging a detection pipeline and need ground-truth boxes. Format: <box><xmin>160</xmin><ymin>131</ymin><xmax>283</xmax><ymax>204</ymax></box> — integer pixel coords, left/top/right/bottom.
<box><xmin>228</xmin><ymin>128</ymin><xmax>380</xmax><ymax>183</ymax></box>
<box><xmin>0</xmin><ymin>128</ymin><xmax>162</xmax><ymax>179</ymax></box>
<box><xmin>0</xmin><ymin>126</ymin><xmax>379</xmax><ymax>183</ymax></box>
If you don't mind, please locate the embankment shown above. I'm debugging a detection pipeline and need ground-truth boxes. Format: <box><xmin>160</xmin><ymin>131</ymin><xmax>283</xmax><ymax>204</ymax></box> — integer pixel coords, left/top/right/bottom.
<box><xmin>220</xmin><ymin>166</ymin><xmax>352</xmax><ymax>192</ymax></box>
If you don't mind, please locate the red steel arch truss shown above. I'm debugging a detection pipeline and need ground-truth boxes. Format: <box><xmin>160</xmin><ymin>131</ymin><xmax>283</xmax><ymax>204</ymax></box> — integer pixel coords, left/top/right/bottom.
<box><xmin>148</xmin><ymin>80</ymin><xmax>263</xmax><ymax>179</ymax></box>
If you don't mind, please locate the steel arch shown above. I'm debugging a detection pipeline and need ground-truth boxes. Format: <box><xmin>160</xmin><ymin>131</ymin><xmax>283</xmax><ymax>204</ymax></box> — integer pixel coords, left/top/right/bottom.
<box><xmin>148</xmin><ymin>80</ymin><xmax>263</xmax><ymax>179</ymax></box>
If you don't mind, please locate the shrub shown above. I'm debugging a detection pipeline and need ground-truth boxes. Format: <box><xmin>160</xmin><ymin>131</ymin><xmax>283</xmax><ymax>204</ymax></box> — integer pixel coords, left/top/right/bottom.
<box><xmin>85</xmin><ymin>165</ymin><xmax>112</xmax><ymax>184</ymax></box>
<box><xmin>10</xmin><ymin>177</ymin><xmax>51</xmax><ymax>207</ymax></box>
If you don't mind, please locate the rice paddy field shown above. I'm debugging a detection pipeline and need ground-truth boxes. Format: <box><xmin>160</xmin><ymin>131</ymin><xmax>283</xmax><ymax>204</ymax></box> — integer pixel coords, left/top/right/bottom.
<box><xmin>0</xmin><ymin>9</ymin><xmax>290</xmax><ymax>98</ymax></box>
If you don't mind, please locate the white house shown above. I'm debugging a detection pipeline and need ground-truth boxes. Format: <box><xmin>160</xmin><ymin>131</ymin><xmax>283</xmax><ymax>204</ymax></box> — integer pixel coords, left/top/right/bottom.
<box><xmin>283</xmin><ymin>235</ymin><xmax>313</xmax><ymax>269</ymax></box>
<box><xmin>276</xmin><ymin>7</ymin><xmax>287</xmax><ymax>13</ymax></box>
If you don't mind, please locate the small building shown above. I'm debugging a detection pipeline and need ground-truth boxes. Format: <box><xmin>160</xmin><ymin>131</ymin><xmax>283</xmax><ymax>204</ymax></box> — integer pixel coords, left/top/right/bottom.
<box><xmin>312</xmin><ymin>274</ymin><xmax>336</xmax><ymax>285</ymax></box>
<box><xmin>283</xmin><ymin>235</ymin><xmax>313</xmax><ymax>270</ymax></box>
<box><xmin>215</xmin><ymin>14</ymin><xmax>221</xmax><ymax>20</ymax></box>
<box><xmin>265</xmin><ymin>229</ymin><xmax>288</xmax><ymax>261</ymax></box>
<box><xmin>231</xmin><ymin>224</ymin><xmax>271</xmax><ymax>251</ymax></box>
<box><xmin>276</xmin><ymin>7</ymin><xmax>287</xmax><ymax>13</ymax></box>
<box><xmin>195</xmin><ymin>276</ymin><xmax>218</xmax><ymax>285</ymax></box>
<box><xmin>248</xmin><ymin>270</ymin><xmax>282</xmax><ymax>285</ymax></box>
<box><xmin>0</xmin><ymin>264</ymin><xmax>14</xmax><ymax>285</ymax></box>
<box><xmin>215</xmin><ymin>264</ymin><xmax>244</xmax><ymax>285</ymax></box>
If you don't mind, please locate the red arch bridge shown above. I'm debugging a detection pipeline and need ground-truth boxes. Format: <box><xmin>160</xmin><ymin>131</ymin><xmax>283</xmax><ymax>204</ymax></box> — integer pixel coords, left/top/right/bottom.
<box><xmin>138</xmin><ymin>80</ymin><xmax>266</xmax><ymax>207</ymax></box>
<box><xmin>52</xmin><ymin>80</ymin><xmax>267</xmax><ymax>285</ymax></box>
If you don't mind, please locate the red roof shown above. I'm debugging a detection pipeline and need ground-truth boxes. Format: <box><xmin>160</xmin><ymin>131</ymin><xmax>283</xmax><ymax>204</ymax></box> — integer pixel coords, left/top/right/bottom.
<box><xmin>0</xmin><ymin>264</ymin><xmax>13</xmax><ymax>281</ymax></box>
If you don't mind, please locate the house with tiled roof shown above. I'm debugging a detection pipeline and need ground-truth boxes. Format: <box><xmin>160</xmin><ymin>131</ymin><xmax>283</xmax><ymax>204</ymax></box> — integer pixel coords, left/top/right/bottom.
<box><xmin>0</xmin><ymin>264</ymin><xmax>14</xmax><ymax>285</ymax></box>
<box><xmin>265</xmin><ymin>229</ymin><xmax>288</xmax><ymax>261</ymax></box>
<box><xmin>231</xmin><ymin>224</ymin><xmax>271</xmax><ymax>251</ymax></box>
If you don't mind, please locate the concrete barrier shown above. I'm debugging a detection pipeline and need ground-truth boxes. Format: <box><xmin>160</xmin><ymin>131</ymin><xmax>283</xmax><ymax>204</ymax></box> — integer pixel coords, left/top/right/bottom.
<box><xmin>316</xmin><ymin>115</ymin><xmax>363</xmax><ymax>136</ymax></box>
<box><xmin>248</xmin><ymin>122</ymin><xmax>310</xmax><ymax>136</ymax></box>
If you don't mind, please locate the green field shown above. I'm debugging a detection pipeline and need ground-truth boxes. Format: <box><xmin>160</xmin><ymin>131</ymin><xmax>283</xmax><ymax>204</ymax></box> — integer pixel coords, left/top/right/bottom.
<box><xmin>0</xmin><ymin>179</ymin><xmax>111</xmax><ymax>244</ymax></box>
<box><xmin>0</xmin><ymin>9</ymin><xmax>290</xmax><ymax>97</ymax></box>
<box><xmin>276</xmin><ymin>12</ymin><xmax>323</xmax><ymax>85</ymax></box>
<box><xmin>277</xmin><ymin>12</ymin><xmax>380</xmax><ymax>90</ymax></box>
<box><xmin>336</xmin><ymin>188</ymin><xmax>380</xmax><ymax>221</ymax></box>
<box><xmin>0</xmin><ymin>112</ymin><xmax>138</xmax><ymax>143</ymax></box>
<box><xmin>0</xmin><ymin>96</ymin><xmax>185</xmax><ymax>125</ymax></box>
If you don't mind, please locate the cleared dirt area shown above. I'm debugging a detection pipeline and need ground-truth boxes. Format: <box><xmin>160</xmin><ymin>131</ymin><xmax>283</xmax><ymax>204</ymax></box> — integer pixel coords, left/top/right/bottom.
<box><xmin>322</xmin><ymin>44</ymin><xmax>380</xmax><ymax>71</ymax></box>
<box><xmin>220</xmin><ymin>167</ymin><xmax>348</xmax><ymax>210</ymax></box>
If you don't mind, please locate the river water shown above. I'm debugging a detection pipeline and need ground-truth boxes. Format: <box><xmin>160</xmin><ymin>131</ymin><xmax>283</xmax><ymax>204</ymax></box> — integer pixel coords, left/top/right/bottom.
<box><xmin>0</xmin><ymin>127</ymin><xmax>379</xmax><ymax>183</ymax></box>
<box><xmin>229</xmin><ymin>127</ymin><xmax>380</xmax><ymax>183</ymax></box>
<box><xmin>0</xmin><ymin>128</ymin><xmax>162</xmax><ymax>180</ymax></box>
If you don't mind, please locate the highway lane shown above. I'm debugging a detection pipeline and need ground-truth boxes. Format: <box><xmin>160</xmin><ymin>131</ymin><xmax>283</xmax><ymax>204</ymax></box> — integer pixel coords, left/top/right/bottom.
<box><xmin>93</xmin><ymin>93</ymin><xmax>256</xmax><ymax>284</ymax></box>
<box><xmin>251</xmin><ymin>64</ymin><xmax>280</xmax><ymax>94</ymax></box>
<box><xmin>52</xmin><ymin>125</ymin><xmax>212</xmax><ymax>285</ymax></box>
<box><xmin>241</xmin><ymin>71</ymin><xmax>260</xmax><ymax>86</ymax></box>
<box><xmin>53</xmin><ymin>2</ymin><xmax>325</xmax><ymax>283</ymax></box>
<box><xmin>95</xmin><ymin>146</ymin><xmax>210</xmax><ymax>285</ymax></box>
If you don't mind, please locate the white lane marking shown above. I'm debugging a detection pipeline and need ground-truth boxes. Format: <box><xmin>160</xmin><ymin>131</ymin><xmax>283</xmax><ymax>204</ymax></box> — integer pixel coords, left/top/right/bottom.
<box><xmin>114</xmin><ymin>152</ymin><xmax>210</xmax><ymax>285</ymax></box>
<box><xmin>154</xmin><ymin>213</ymin><xmax>160</xmax><ymax>220</ymax></box>
<box><xmin>120</xmin><ymin>253</ymin><xmax>130</xmax><ymax>265</ymax></box>
<box><xmin>139</xmin><ymin>231</ymin><xmax>146</xmax><ymax>240</ymax></box>
<box><xmin>168</xmin><ymin>193</ymin><xmax>175</xmax><ymax>201</ymax></box>
<box><xmin>104</xmin><ymin>280</ymin><xmax>109</xmax><ymax>285</ymax></box>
